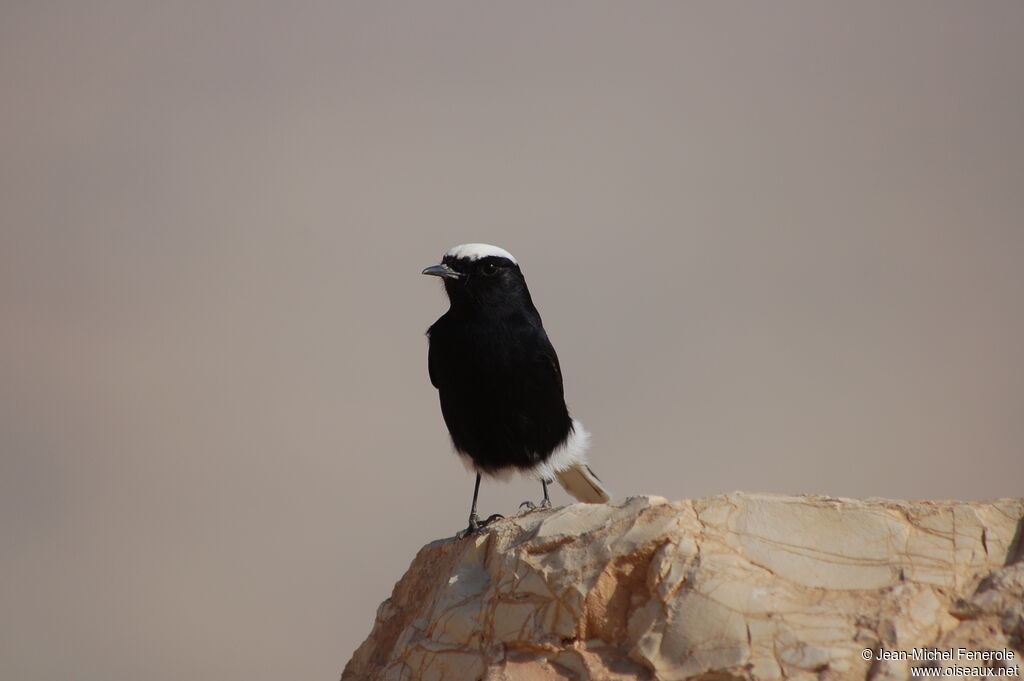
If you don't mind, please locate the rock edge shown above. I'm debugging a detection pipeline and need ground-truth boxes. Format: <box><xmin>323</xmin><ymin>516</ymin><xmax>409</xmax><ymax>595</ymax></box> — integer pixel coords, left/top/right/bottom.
<box><xmin>342</xmin><ymin>492</ymin><xmax>1024</xmax><ymax>681</ymax></box>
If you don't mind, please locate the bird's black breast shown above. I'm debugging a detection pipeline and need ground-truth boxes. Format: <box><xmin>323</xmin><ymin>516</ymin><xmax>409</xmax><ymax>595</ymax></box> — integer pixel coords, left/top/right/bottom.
<box><xmin>427</xmin><ymin>311</ymin><xmax>572</xmax><ymax>473</ymax></box>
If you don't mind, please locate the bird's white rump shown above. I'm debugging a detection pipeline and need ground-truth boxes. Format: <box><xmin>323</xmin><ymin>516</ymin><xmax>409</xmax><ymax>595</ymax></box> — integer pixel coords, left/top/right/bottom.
<box><xmin>533</xmin><ymin>418</ymin><xmax>591</xmax><ymax>482</ymax></box>
<box><xmin>444</xmin><ymin>243</ymin><xmax>518</xmax><ymax>265</ymax></box>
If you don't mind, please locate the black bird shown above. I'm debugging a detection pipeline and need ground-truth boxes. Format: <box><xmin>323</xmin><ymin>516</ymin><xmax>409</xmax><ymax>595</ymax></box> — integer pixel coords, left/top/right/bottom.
<box><xmin>422</xmin><ymin>243</ymin><xmax>610</xmax><ymax>537</ymax></box>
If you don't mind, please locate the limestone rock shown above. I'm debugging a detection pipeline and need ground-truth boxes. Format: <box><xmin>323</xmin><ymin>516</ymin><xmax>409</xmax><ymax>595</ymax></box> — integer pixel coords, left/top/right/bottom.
<box><xmin>341</xmin><ymin>493</ymin><xmax>1024</xmax><ymax>681</ymax></box>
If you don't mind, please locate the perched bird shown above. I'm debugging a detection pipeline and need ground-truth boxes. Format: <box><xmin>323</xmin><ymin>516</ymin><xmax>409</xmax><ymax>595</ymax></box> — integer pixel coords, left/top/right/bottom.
<box><xmin>422</xmin><ymin>243</ymin><xmax>610</xmax><ymax>537</ymax></box>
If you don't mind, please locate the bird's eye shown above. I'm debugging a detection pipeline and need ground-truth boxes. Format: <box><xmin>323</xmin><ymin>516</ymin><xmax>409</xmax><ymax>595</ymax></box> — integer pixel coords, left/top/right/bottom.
<box><xmin>481</xmin><ymin>262</ymin><xmax>499</xmax><ymax>276</ymax></box>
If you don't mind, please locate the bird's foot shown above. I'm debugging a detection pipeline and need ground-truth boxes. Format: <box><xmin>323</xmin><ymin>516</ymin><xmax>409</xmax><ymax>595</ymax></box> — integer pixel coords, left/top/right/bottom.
<box><xmin>455</xmin><ymin>513</ymin><xmax>504</xmax><ymax>539</ymax></box>
<box><xmin>519</xmin><ymin>498</ymin><xmax>552</xmax><ymax>511</ymax></box>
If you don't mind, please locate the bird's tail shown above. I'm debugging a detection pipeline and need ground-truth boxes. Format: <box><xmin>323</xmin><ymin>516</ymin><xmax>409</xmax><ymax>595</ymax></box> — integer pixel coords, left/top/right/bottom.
<box><xmin>555</xmin><ymin>462</ymin><xmax>611</xmax><ymax>503</ymax></box>
<box><xmin>537</xmin><ymin>419</ymin><xmax>611</xmax><ymax>503</ymax></box>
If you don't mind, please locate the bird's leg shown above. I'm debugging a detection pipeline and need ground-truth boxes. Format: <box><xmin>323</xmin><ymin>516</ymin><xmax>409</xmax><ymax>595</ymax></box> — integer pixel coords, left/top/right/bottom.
<box><xmin>457</xmin><ymin>473</ymin><xmax>503</xmax><ymax>539</ymax></box>
<box><xmin>520</xmin><ymin>477</ymin><xmax>554</xmax><ymax>511</ymax></box>
<box><xmin>541</xmin><ymin>478</ymin><xmax>552</xmax><ymax>508</ymax></box>
<box><xmin>458</xmin><ymin>473</ymin><xmax>484</xmax><ymax>537</ymax></box>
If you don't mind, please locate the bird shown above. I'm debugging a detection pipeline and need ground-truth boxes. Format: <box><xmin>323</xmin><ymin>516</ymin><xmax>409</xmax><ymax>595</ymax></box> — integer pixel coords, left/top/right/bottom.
<box><xmin>422</xmin><ymin>243</ymin><xmax>610</xmax><ymax>538</ymax></box>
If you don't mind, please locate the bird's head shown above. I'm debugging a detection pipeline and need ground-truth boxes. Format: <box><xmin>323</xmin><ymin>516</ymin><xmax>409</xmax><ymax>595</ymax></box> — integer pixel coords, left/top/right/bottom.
<box><xmin>422</xmin><ymin>243</ymin><xmax>532</xmax><ymax>312</ymax></box>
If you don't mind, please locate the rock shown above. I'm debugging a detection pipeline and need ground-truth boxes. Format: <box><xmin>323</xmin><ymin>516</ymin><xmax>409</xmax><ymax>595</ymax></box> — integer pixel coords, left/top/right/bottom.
<box><xmin>341</xmin><ymin>493</ymin><xmax>1024</xmax><ymax>681</ymax></box>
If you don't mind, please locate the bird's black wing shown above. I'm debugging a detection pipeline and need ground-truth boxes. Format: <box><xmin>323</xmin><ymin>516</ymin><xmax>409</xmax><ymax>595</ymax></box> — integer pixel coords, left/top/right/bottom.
<box><xmin>511</xmin><ymin>325</ymin><xmax>573</xmax><ymax>462</ymax></box>
<box><xmin>536</xmin><ymin>330</ymin><xmax>565</xmax><ymax>399</ymax></box>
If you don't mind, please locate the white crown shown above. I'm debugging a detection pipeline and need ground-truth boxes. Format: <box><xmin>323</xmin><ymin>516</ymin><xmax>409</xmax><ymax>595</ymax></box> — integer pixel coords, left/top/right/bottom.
<box><xmin>444</xmin><ymin>243</ymin><xmax>518</xmax><ymax>265</ymax></box>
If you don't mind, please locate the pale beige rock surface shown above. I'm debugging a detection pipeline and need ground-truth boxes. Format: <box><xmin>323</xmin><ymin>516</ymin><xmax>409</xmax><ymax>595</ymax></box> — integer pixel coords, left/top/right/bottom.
<box><xmin>341</xmin><ymin>493</ymin><xmax>1024</xmax><ymax>681</ymax></box>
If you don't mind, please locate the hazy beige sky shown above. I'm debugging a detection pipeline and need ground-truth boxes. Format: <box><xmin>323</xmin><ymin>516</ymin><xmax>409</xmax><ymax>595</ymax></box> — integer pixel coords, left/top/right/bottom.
<box><xmin>2</xmin><ymin>2</ymin><xmax>1022</xmax><ymax>680</ymax></box>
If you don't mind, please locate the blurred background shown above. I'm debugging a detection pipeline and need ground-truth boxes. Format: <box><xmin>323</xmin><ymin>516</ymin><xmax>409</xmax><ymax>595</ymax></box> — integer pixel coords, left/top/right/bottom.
<box><xmin>2</xmin><ymin>2</ymin><xmax>1022</xmax><ymax>680</ymax></box>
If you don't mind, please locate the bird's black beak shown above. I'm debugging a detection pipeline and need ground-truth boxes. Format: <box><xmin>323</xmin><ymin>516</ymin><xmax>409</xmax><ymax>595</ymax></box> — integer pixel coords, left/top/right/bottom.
<box><xmin>422</xmin><ymin>263</ymin><xmax>462</xmax><ymax>280</ymax></box>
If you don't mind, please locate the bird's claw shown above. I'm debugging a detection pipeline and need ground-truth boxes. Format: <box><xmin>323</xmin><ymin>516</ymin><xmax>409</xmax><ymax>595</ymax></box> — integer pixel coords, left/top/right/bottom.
<box><xmin>456</xmin><ymin>513</ymin><xmax>504</xmax><ymax>539</ymax></box>
<box><xmin>519</xmin><ymin>499</ymin><xmax>552</xmax><ymax>511</ymax></box>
